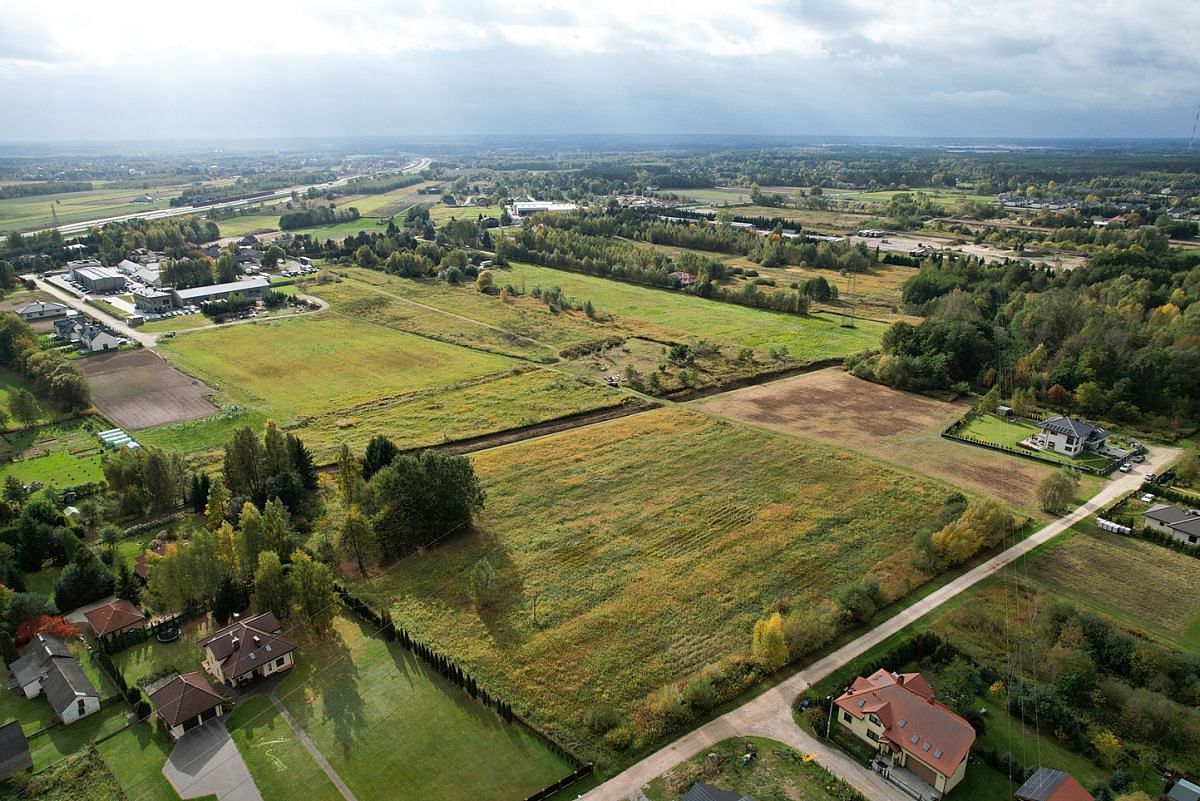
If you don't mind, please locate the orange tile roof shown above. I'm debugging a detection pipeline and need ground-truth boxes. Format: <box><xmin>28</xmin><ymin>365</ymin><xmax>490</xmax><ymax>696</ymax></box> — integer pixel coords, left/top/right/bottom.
<box><xmin>834</xmin><ymin>668</ymin><xmax>976</xmax><ymax>775</ymax></box>
<box><xmin>83</xmin><ymin>600</ymin><xmax>146</xmax><ymax>637</ymax></box>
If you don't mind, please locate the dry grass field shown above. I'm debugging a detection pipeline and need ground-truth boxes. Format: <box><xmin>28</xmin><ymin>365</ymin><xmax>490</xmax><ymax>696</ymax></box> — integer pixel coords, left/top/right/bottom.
<box><xmin>353</xmin><ymin>406</ymin><xmax>959</xmax><ymax>762</ymax></box>
<box><xmin>79</xmin><ymin>349</ymin><xmax>218</xmax><ymax>430</ymax></box>
<box><xmin>694</xmin><ymin>368</ymin><xmax>1058</xmax><ymax>513</ymax></box>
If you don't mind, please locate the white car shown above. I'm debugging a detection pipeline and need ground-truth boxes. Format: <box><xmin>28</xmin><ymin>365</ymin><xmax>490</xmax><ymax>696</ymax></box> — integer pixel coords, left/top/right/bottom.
<box><xmin>1144</xmin><ymin>473</ymin><xmax>1157</xmax><ymax>482</ymax></box>
<box><xmin>1119</xmin><ymin>463</ymin><xmax>1132</xmax><ymax>473</ymax></box>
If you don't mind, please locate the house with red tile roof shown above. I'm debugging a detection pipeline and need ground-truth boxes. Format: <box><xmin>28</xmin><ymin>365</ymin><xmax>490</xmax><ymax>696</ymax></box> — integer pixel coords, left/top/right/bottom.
<box><xmin>198</xmin><ymin>612</ymin><xmax>296</xmax><ymax>687</ymax></box>
<box><xmin>834</xmin><ymin>668</ymin><xmax>976</xmax><ymax>797</ymax></box>
<box><xmin>148</xmin><ymin>672</ymin><xmax>225</xmax><ymax>740</ymax></box>
<box><xmin>83</xmin><ymin>600</ymin><xmax>146</xmax><ymax>638</ymax></box>
<box><xmin>1015</xmin><ymin>768</ymin><xmax>1094</xmax><ymax>801</ymax></box>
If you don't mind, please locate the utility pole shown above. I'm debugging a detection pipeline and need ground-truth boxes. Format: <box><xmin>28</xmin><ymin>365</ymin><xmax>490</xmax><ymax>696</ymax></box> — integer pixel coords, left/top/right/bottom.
<box><xmin>825</xmin><ymin>695</ymin><xmax>835</xmax><ymax>739</ymax></box>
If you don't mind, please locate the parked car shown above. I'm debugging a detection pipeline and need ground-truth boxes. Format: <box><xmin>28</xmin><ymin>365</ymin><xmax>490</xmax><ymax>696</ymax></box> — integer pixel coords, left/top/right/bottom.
<box><xmin>1144</xmin><ymin>473</ymin><xmax>1157</xmax><ymax>482</ymax></box>
<box><xmin>1132</xmin><ymin>453</ymin><xmax>1145</xmax><ymax>463</ymax></box>
<box><xmin>1119</xmin><ymin>463</ymin><xmax>1132</xmax><ymax>473</ymax></box>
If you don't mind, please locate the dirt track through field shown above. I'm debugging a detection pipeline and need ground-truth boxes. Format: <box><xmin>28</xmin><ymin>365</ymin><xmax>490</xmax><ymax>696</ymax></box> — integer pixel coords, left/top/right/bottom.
<box><xmin>694</xmin><ymin>368</ymin><xmax>1056</xmax><ymax>511</ymax></box>
<box><xmin>80</xmin><ymin>348</ymin><xmax>218</xmax><ymax>430</ymax></box>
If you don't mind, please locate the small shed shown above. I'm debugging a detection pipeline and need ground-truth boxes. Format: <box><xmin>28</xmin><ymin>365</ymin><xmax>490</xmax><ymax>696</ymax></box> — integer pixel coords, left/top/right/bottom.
<box><xmin>996</xmin><ymin>405</ymin><xmax>1014</xmax><ymax>418</ymax></box>
<box><xmin>1168</xmin><ymin>778</ymin><xmax>1200</xmax><ymax>801</ymax></box>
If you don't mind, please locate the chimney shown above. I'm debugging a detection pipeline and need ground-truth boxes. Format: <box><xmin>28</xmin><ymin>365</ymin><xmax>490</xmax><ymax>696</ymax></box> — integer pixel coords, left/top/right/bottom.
<box><xmin>232</xmin><ymin>636</ymin><xmax>240</xmax><ymax>650</ymax></box>
<box><xmin>233</xmin><ymin>612</ymin><xmax>240</xmax><ymax>621</ymax></box>
<box><xmin>252</xmin><ymin>635</ymin><xmax>261</xmax><ymax>647</ymax></box>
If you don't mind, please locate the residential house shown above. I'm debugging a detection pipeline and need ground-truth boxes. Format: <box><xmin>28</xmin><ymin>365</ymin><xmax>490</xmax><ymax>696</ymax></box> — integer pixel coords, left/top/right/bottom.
<box><xmin>171</xmin><ymin>277</ymin><xmax>269</xmax><ymax>308</ymax></box>
<box><xmin>148</xmin><ymin>672</ymin><xmax>225</xmax><ymax>740</ymax></box>
<box><xmin>79</xmin><ymin>325</ymin><xmax>123</xmax><ymax>352</ymax></box>
<box><xmin>6</xmin><ymin>634</ymin><xmax>99</xmax><ymax>725</ymax></box>
<box><xmin>1037</xmin><ymin>416</ymin><xmax>1109</xmax><ymax>456</ymax></box>
<box><xmin>43</xmin><ymin>658</ymin><xmax>100</xmax><ymax>724</ymax></box>
<box><xmin>682</xmin><ymin>783</ymin><xmax>754</xmax><ymax>801</ymax></box>
<box><xmin>53</xmin><ymin>316</ymin><xmax>84</xmax><ymax>343</ymax></box>
<box><xmin>1015</xmin><ymin>768</ymin><xmax>1094</xmax><ymax>801</ymax></box>
<box><xmin>1167</xmin><ymin>778</ymin><xmax>1200</xmax><ymax>801</ymax></box>
<box><xmin>15</xmin><ymin>301</ymin><xmax>67</xmax><ymax>321</ymax></box>
<box><xmin>7</xmin><ymin>634</ymin><xmax>73</xmax><ymax>699</ymax></box>
<box><xmin>668</xmin><ymin>271</ymin><xmax>698</xmax><ymax>287</ymax></box>
<box><xmin>198</xmin><ymin>612</ymin><xmax>296</xmax><ymax>687</ymax></box>
<box><xmin>1143</xmin><ymin>504</ymin><xmax>1200</xmax><ymax>547</ymax></box>
<box><xmin>134</xmin><ymin>541</ymin><xmax>173</xmax><ymax>581</ymax></box>
<box><xmin>83</xmin><ymin>599</ymin><xmax>147</xmax><ymax>639</ymax></box>
<box><xmin>132</xmin><ymin>287</ymin><xmax>174</xmax><ymax>314</ymax></box>
<box><xmin>834</xmin><ymin>669</ymin><xmax>976</xmax><ymax>798</ymax></box>
<box><xmin>0</xmin><ymin>721</ymin><xmax>32</xmax><ymax>780</ymax></box>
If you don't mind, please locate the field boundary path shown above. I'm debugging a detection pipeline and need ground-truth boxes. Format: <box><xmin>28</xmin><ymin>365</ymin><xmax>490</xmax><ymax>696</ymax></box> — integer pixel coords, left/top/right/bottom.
<box><xmin>267</xmin><ymin>693</ymin><xmax>359</xmax><ymax>801</ymax></box>
<box><xmin>580</xmin><ymin>449</ymin><xmax>1177</xmax><ymax>801</ymax></box>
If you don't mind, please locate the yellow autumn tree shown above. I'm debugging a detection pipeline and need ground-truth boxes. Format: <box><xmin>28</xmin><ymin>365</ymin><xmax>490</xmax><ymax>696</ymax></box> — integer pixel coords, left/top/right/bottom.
<box><xmin>1091</xmin><ymin>729</ymin><xmax>1122</xmax><ymax>768</ymax></box>
<box><xmin>752</xmin><ymin>613</ymin><xmax>788</xmax><ymax>672</ymax></box>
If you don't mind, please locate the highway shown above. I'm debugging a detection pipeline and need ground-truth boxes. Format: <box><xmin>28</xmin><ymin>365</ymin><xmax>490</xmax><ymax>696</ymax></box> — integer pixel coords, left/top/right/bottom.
<box><xmin>2</xmin><ymin>156</ymin><xmax>429</xmax><ymax>241</ymax></box>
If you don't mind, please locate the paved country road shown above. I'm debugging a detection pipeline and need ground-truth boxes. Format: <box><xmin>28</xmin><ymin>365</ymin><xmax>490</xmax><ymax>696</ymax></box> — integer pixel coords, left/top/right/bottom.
<box><xmin>580</xmin><ymin>447</ymin><xmax>1178</xmax><ymax>801</ymax></box>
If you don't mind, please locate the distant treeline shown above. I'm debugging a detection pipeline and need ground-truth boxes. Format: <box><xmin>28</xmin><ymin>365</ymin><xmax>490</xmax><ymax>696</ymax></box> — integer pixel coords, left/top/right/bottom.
<box><xmin>0</xmin><ymin>181</ymin><xmax>93</xmax><ymax>199</ymax></box>
<box><xmin>344</xmin><ymin>174</ymin><xmax>424</xmax><ymax>195</ymax></box>
<box><xmin>279</xmin><ymin>205</ymin><xmax>361</xmax><ymax>230</ymax></box>
<box><xmin>171</xmin><ymin>171</ymin><xmax>337</xmax><ymax>207</ymax></box>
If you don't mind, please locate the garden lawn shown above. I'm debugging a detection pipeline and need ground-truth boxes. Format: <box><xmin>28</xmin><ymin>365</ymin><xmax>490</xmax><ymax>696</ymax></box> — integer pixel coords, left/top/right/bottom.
<box><xmin>27</xmin><ymin>703</ymin><xmax>129</xmax><ymax>770</ymax></box>
<box><xmin>501</xmin><ymin>262</ymin><xmax>885</xmax><ymax>359</ymax></box>
<box><xmin>138</xmin><ymin>409</ymin><xmax>267</xmax><ymax>455</ymax></box>
<box><xmin>158</xmin><ymin>314</ymin><xmax>515</xmax><ymax>422</ymax></box>
<box><xmin>959</xmin><ymin>414</ymin><xmax>1112</xmax><ymax>470</ymax></box>
<box><xmin>112</xmin><ymin>614</ymin><xmax>216</xmax><ymax>689</ymax></box>
<box><xmin>0</xmin><ymin>449</ymin><xmax>106</xmax><ymax>486</ymax></box>
<box><xmin>643</xmin><ymin>737</ymin><xmax>873</xmax><ymax>801</ymax></box>
<box><xmin>354</xmin><ymin>407</ymin><xmax>959</xmax><ymax>763</ymax></box>
<box><xmin>273</xmin><ymin>614</ymin><xmax>574</xmax><ymax>801</ymax></box>
<box><xmin>226</xmin><ymin>695</ymin><xmax>343</xmax><ymax>801</ymax></box>
<box><xmin>97</xmin><ymin>722</ymin><xmax>189</xmax><ymax>801</ymax></box>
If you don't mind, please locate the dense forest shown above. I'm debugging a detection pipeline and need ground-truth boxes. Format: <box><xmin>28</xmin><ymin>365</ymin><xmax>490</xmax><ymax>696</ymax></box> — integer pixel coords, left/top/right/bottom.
<box><xmin>851</xmin><ymin>246</ymin><xmax>1200</xmax><ymax>425</ymax></box>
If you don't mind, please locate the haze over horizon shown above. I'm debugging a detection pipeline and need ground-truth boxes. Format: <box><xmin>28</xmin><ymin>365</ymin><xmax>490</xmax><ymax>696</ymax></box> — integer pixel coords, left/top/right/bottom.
<box><xmin>1</xmin><ymin>0</ymin><xmax>1198</xmax><ymax>142</ymax></box>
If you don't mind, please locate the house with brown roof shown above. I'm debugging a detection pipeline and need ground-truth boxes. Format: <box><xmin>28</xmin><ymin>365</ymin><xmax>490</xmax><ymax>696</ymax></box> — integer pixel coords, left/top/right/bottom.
<box><xmin>834</xmin><ymin>669</ymin><xmax>976</xmax><ymax>797</ymax></box>
<box><xmin>148</xmin><ymin>672</ymin><xmax>225</xmax><ymax>740</ymax></box>
<box><xmin>134</xmin><ymin>541</ymin><xmax>174</xmax><ymax>581</ymax></box>
<box><xmin>1015</xmin><ymin>768</ymin><xmax>1094</xmax><ymax>801</ymax></box>
<box><xmin>83</xmin><ymin>600</ymin><xmax>147</xmax><ymax>639</ymax></box>
<box><xmin>198</xmin><ymin>612</ymin><xmax>296</xmax><ymax>687</ymax></box>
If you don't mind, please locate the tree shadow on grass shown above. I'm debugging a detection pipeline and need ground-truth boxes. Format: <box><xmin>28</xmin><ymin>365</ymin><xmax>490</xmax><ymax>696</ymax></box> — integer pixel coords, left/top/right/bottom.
<box><xmin>299</xmin><ymin>625</ymin><xmax>366</xmax><ymax>760</ymax></box>
<box><xmin>471</xmin><ymin>533</ymin><xmax>526</xmax><ymax>650</ymax></box>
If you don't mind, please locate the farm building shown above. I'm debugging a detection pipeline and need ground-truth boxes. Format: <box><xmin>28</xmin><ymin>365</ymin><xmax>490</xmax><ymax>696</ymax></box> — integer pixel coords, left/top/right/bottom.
<box><xmin>0</xmin><ymin>721</ymin><xmax>31</xmax><ymax>780</ymax></box>
<box><xmin>1037</xmin><ymin>416</ymin><xmax>1109</xmax><ymax>456</ymax></box>
<box><xmin>97</xmin><ymin>428</ymin><xmax>140</xmax><ymax>450</ymax></box>
<box><xmin>15</xmin><ymin>301</ymin><xmax>68</xmax><ymax>321</ymax></box>
<box><xmin>148</xmin><ymin>672</ymin><xmax>225</xmax><ymax>740</ymax></box>
<box><xmin>199</xmin><ymin>612</ymin><xmax>296</xmax><ymax>687</ymax></box>
<box><xmin>1015</xmin><ymin>768</ymin><xmax>1094</xmax><ymax>801</ymax></box>
<box><xmin>73</xmin><ymin>265</ymin><xmax>126</xmax><ymax>294</ymax></box>
<box><xmin>834</xmin><ymin>669</ymin><xmax>975</xmax><ymax>798</ymax></box>
<box><xmin>1143</xmin><ymin>503</ymin><xmax>1200</xmax><ymax>546</ymax></box>
<box><xmin>172</xmin><ymin>276</ymin><xmax>269</xmax><ymax>307</ymax></box>
<box><xmin>132</xmin><ymin>287</ymin><xmax>173</xmax><ymax>313</ymax></box>
<box><xmin>83</xmin><ymin>599</ymin><xmax>147</xmax><ymax>638</ymax></box>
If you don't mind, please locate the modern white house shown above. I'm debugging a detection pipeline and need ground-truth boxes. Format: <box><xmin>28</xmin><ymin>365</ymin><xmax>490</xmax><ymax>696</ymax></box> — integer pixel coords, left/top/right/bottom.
<box><xmin>199</xmin><ymin>612</ymin><xmax>296</xmax><ymax>687</ymax></box>
<box><xmin>1037</xmin><ymin>416</ymin><xmax>1109</xmax><ymax>456</ymax></box>
<box><xmin>15</xmin><ymin>301</ymin><xmax>68</xmax><ymax>321</ymax></box>
<box><xmin>1143</xmin><ymin>503</ymin><xmax>1200</xmax><ymax>547</ymax></box>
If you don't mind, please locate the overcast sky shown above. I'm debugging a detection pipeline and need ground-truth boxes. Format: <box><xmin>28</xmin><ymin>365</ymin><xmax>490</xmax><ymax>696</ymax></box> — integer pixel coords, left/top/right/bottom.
<box><xmin>1</xmin><ymin>0</ymin><xmax>1197</xmax><ymax>141</ymax></box>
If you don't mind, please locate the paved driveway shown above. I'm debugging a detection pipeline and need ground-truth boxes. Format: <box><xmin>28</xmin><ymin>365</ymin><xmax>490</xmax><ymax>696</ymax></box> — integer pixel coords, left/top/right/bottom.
<box><xmin>164</xmin><ymin>719</ymin><xmax>263</xmax><ymax>801</ymax></box>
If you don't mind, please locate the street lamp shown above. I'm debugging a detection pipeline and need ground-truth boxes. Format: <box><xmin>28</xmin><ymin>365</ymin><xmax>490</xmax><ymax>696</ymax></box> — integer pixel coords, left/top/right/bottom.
<box><xmin>825</xmin><ymin>695</ymin><xmax>835</xmax><ymax>739</ymax></box>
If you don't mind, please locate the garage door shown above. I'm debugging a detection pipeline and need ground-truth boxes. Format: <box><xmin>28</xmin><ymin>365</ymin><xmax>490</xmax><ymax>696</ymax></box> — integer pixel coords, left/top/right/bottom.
<box><xmin>907</xmin><ymin>755</ymin><xmax>939</xmax><ymax>789</ymax></box>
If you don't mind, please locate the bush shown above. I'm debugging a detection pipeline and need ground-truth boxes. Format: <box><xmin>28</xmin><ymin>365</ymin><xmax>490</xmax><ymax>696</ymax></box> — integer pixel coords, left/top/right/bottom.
<box><xmin>601</xmin><ymin>724</ymin><xmax>634</xmax><ymax>753</ymax></box>
<box><xmin>682</xmin><ymin>677</ymin><xmax>716</xmax><ymax>712</ymax></box>
<box><xmin>584</xmin><ymin>704</ymin><xmax>620</xmax><ymax>735</ymax></box>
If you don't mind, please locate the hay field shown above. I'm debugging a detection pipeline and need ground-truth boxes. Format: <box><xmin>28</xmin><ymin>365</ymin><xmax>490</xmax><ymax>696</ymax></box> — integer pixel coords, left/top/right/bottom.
<box><xmin>695</xmin><ymin>368</ymin><xmax>1057</xmax><ymax>513</ymax></box>
<box><xmin>354</xmin><ymin>407</ymin><xmax>958</xmax><ymax>761</ymax></box>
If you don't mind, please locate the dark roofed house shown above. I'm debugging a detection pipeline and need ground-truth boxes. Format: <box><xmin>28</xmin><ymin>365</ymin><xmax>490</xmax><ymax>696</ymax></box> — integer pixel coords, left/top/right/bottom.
<box><xmin>42</xmin><ymin>657</ymin><xmax>100</xmax><ymax>725</ymax></box>
<box><xmin>834</xmin><ymin>668</ymin><xmax>976</xmax><ymax>798</ymax></box>
<box><xmin>15</xmin><ymin>301</ymin><xmax>68</xmax><ymax>321</ymax></box>
<box><xmin>1143</xmin><ymin>503</ymin><xmax>1200</xmax><ymax>547</ymax></box>
<box><xmin>84</xmin><ymin>599</ymin><xmax>147</xmax><ymax>638</ymax></box>
<box><xmin>149</xmin><ymin>672</ymin><xmax>225</xmax><ymax>740</ymax></box>
<box><xmin>8</xmin><ymin>634</ymin><xmax>72</xmax><ymax>698</ymax></box>
<box><xmin>682</xmin><ymin>783</ymin><xmax>754</xmax><ymax>801</ymax></box>
<box><xmin>198</xmin><ymin>612</ymin><xmax>296</xmax><ymax>687</ymax></box>
<box><xmin>1015</xmin><ymin>768</ymin><xmax>1094</xmax><ymax>801</ymax></box>
<box><xmin>1037</xmin><ymin>416</ymin><xmax>1109</xmax><ymax>457</ymax></box>
<box><xmin>0</xmin><ymin>721</ymin><xmax>32</xmax><ymax>780</ymax></box>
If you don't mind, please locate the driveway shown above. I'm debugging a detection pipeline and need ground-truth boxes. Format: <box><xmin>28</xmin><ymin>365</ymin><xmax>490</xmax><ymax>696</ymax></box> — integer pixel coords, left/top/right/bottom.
<box><xmin>163</xmin><ymin>719</ymin><xmax>263</xmax><ymax>801</ymax></box>
<box><xmin>580</xmin><ymin>446</ymin><xmax>1179</xmax><ymax>800</ymax></box>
